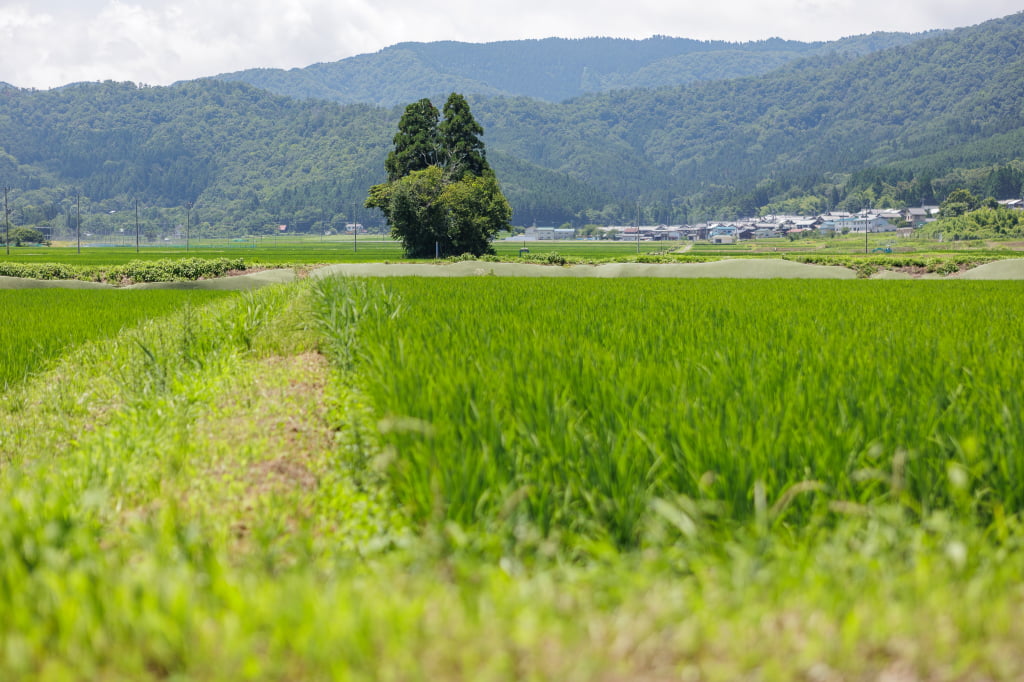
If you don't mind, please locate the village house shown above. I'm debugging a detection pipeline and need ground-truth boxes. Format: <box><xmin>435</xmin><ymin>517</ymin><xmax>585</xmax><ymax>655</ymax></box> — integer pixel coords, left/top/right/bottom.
<box><xmin>709</xmin><ymin>224</ymin><xmax>738</xmax><ymax>239</ymax></box>
<box><xmin>820</xmin><ymin>214</ymin><xmax>895</xmax><ymax>234</ymax></box>
<box><xmin>524</xmin><ymin>226</ymin><xmax>556</xmax><ymax>240</ymax></box>
<box><xmin>651</xmin><ymin>225</ymin><xmax>682</xmax><ymax>240</ymax></box>
<box><xmin>680</xmin><ymin>225</ymin><xmax>710</xmax><ymax>240</ymax></box>
<box><xmin>903</xmin><ymin>207</ymin><xmax>939</xmax><ymax>227</ymax></box>
<box><xmin>522</xmin><ymin>226</ymin><xmax>575</xmax><ymax>240</ymax></box>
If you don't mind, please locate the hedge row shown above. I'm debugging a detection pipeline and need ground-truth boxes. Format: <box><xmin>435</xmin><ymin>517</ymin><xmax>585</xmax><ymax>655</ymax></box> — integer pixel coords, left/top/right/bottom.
<box><xmin>443</xmin><ymin>252</ymin><xmax>715</xmax><ymax>266</ymax></box>
<box><xmin>0</xmin><ymin>258</ymin><xmax>248</xmax><ymax>284</ymax></box>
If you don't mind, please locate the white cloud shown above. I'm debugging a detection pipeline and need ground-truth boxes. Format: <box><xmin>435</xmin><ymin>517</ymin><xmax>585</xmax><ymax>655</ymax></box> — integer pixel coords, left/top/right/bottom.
<box><xmin>0</xmin><ymin>0</ymin><xmax>1020</xmax><ymax>89</ymax></box>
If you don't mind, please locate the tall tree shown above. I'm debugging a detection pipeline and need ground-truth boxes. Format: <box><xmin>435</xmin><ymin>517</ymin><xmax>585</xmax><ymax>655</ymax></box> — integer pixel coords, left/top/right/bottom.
<box><xmin>439</xmin><ymin>93</ymin><xmax>490</xmax><ymax>180</ymax></box>
<box><xmin>367</xmin><ymin>93</ymin><xmax>511</xmax><ymax>258</ymax></box>
<box><xmin>939</xmin><ymin>188</ymin><xmax>981</xmax><ymax>217</ymax></box>
<box><xmin>384</xmin><ymin>98</ymin><xmax>441</xmax><ymax>182</ymax></box>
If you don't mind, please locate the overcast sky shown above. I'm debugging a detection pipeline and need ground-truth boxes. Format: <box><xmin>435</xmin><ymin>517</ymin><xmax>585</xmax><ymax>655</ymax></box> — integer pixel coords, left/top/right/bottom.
<box><xmin>1</xmin><ymin>1</ymin><xmax>1020</xmax><ymax>90</ymax></box>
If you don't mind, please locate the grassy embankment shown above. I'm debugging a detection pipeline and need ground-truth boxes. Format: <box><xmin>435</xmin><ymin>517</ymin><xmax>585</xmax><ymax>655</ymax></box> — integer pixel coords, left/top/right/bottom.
<box><xmin>2</xmin><ymin>277</ymin><xmax>1024</xmax><ymax>679</ymax></box>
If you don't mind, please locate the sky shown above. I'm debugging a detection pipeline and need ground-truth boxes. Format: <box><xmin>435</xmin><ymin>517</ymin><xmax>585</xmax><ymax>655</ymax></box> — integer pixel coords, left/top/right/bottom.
<box><xmin>1</xmin><ymin>1</ymin><xmax>1020</xmax><ymax>90</ymax></box>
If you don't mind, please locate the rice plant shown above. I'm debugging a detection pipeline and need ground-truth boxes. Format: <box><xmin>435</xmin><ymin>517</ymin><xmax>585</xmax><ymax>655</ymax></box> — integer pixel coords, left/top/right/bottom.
<box><xmin>318</xmin><ymin>278</ymin><xmax>1024</xmax><ymax>549</ymax></box>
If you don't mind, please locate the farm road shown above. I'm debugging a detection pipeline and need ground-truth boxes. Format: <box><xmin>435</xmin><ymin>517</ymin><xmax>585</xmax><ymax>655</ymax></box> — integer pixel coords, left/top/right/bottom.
<box><xmin>3</xmin><ymin>259</ymin><xmax>1023</xmax><ymax>287</ymax></box>
<box><xmin>313</xmin><ymin>259</ymin><xmax>859</xmax><ymax>279</ymax></box>
<box><xmin>313</xmin><ymin>258</ymin><xmax>1024</xmax><ymax>279</ymax></box>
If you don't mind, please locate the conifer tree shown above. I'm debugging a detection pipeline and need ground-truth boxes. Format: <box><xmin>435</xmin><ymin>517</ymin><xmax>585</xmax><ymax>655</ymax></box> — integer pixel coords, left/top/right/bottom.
<box><xmin>439</xmin><ymin>93</ymin><xmax>490</xmax><ymax>180</ymax></box>
<box><xmin>384</xmin><ymin>98</ymin><xmax>441</xmax><ymax>182</ymax></box>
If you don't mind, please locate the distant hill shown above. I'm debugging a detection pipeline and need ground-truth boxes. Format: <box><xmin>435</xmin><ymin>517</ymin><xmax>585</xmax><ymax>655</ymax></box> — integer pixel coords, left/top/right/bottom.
<box><xmin>210</xmin><ymin>33</ymin><xmax>932</xmax><ymax>106</ymax></box>
<box><xmin>1</xmin><ymin>13</ymin><xmax>1023</xmax><ymax>230</ymax></box>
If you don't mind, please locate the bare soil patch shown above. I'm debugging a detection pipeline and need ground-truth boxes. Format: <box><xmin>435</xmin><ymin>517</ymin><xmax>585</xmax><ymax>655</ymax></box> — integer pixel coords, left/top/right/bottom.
<box><xmin>191</xmin><ymin>352</ymin><xmax>332</xmax><ymax>545</ymax></box>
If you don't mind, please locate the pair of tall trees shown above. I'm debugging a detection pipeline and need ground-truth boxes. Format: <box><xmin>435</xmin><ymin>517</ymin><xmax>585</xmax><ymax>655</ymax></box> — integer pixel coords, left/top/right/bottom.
<box><xmin>367</xmin><ymin>94</ymin><xmax>511</xmax><ymax>258</ymax></box>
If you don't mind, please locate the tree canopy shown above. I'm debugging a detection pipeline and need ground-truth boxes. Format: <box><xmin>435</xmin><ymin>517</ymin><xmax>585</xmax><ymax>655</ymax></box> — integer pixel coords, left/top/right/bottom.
<box><xmin>939</xmin><ymin>188</ymin><xmax>987</xmax><ymax>217</ymax></box>
<box><xmin>367</xmin><ymin>94</ymin><xmax>511</xmax><ymax>258</ymax></box>
<box><xmin>2</xmin><ymin>226</ymin><xmax>48</xmax><ymax>246</ymax></box>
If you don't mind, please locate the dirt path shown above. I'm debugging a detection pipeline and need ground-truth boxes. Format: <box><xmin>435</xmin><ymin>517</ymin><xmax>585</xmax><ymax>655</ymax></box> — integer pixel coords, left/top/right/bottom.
<box><xmin>4</xmin><ymin>258</ymin><xmax>1024</xmax><ymax>288</ymax></box>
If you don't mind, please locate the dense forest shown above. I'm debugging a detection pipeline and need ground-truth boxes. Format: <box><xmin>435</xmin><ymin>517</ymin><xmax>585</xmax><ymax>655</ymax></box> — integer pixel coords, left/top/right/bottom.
<box><xmin>0</xmin><ymin>12</ymin><xmax>1023</xmax><ymax>234</ymax></box>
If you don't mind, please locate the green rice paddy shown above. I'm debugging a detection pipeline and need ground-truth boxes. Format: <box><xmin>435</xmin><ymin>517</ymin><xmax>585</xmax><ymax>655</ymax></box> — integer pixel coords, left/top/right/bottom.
<box><xmin>3</xmin><ymin>237</ymin><xmax>672</xmax><ymax>266</ymax></box>
<box><xmin>318</xmin><ymin>277</ymin><xmax>1024</xmax><ymax>546</ymax></box>
<box><xmin>3</xmin><ymin>239</ymin><xmax>407</xmax><ymax>266</ymax></box>
<box><xmin>1</xmin><ymin>274</ymin><xmax>1023</xmax><ymax>679</ymax></box>
<box><xmin>0</xmin><ymin>290</ymin><xmax>233</xmax><ymax>388</ymax></box>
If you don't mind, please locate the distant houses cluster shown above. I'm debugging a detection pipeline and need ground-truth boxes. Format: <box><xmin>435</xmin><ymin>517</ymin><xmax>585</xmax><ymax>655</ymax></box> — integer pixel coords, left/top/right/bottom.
<box><xmin>608</xmin><ymin>207</ymin><xmax>943</xmax><ymax>243</ymax></box>
<box><xmin>516</xmin><ymin>200</ymin><xmax>1024</xmax><ymax>242</ymax></box>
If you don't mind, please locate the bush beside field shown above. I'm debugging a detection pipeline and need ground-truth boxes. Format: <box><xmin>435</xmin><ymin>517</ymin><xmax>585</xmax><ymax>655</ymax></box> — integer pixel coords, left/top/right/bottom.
<box><xmin>0</xmin><ymin>257</ymin><xmax>248</xmax><ymax>284</ymax></box>
<box><xmin>784</xmin><ymin>253</ymin><xmax>997</xmax><ymax>277</ymax></box>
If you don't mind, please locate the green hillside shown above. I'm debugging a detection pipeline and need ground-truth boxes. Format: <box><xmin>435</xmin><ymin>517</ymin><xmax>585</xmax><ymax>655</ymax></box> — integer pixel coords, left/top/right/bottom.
<box><xmin>0</xmin><ymin>13</ymin><xmax>1022</xmax><ymax>232</ymax></box>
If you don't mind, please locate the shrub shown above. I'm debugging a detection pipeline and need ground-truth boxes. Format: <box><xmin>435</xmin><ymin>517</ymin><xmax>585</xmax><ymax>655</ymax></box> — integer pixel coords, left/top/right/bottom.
<box><xmin>0</xmin><ymin>257</ymin><xmax>248</xmax><ymax>284</ymax></box>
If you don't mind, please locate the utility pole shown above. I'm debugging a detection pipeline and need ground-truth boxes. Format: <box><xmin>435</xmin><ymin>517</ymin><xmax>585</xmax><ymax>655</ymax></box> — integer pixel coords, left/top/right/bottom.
<box><xmin>135</xmin><ymin>198</ymin><xmax>140</xmax><ymax>253</ymax></box>
<box><xmin>864</xmin><ymin>206</ymin><xmax>869</xmax><ymax>254</ymax></box>
<box><xmin>76</xmin><ymin>192</ymin><xmax>81</xmax><ymax>255</ymax></box>
<box><xmin>185</xmin><ymin>201</ymin><xmax>192</xmax><ymax>252</ymax></box>
<box><xmin>636</xmin><ymin>198</ymin><xmax>641</xmax><ymax>254</ymax></box>
<box><xmin>4</xmin><ymin>187</ymin><xmax>9</xmax><ymax>256</ymax></box>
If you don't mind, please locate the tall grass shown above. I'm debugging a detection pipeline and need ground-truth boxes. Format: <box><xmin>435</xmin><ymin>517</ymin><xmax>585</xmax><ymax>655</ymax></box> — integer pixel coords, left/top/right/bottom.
<box><xmin>316</xmin><ymin>277</ymin><xmax>1024</xmax><ymax>549</ymax></box>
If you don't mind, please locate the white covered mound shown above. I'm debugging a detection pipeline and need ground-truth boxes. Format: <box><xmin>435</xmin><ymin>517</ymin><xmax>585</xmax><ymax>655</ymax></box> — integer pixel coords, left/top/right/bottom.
<box><xmin>0</xmin><ymin>276</ymin><xmax>113</xmax><ymax>289</ymax></box>
<box><xmin>955</xmin><ymin>259</ymin><xmax>1024</xmax><ymax>280</ymax></box>
<box><xmin>126</xmin><ymin>269</ymin><xmax>296</xmax><ymax>289</ymax></box>
<box><xmin>311</xmin><ymin>259</ymin><xmax>859</xmax><ymax>279</ymax></box>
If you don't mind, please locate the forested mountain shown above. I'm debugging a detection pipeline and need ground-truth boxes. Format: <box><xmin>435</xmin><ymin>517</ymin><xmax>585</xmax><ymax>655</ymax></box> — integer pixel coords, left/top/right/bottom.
<box><xmin>475</xmin><ymin>11</ymin><xmax>1024</xmax><ymax>221</ymax></box>
<box><xmin>212</xmin><ymin>33</ymin><xmax>931</xmax><ymax>106</ymax></box>
<box><xmin>0</xmin><ymin>81</ymin><xmax>398</xmax><ymax>233</ymax></box>
<box><xmin>1</xmin><ymin>12</ymin><xmax>1023</xmax><ymax>233</ymax></box>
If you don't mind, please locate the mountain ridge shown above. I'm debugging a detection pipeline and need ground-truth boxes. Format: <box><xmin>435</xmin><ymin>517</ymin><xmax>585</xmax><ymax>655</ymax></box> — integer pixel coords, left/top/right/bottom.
<box><xmin>210</xmin><ymin>32</ymin><xmax>935</xmax><ymax>105</ymax></box>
